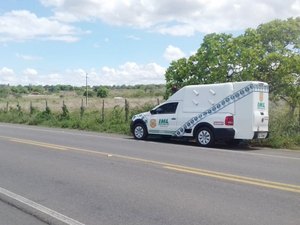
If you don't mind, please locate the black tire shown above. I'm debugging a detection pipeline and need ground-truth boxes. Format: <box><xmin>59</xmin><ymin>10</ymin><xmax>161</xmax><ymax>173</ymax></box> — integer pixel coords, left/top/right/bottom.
<box><xmin>133</xmin><ymin>123</ymin><xmax>148</xmax><ymax>140</ymax></box>
<box><xmin>195</xmin><ymin>127</ymin><xmax>215</xmax><ymax>147</ymax></box>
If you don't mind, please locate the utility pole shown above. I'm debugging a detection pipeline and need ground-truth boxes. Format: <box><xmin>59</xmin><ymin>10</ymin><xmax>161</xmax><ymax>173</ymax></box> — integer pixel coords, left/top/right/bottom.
<box><xmin>85</xmin><ymin>72</ymin><xmax>88</xmax><ymax>106</ymax></box>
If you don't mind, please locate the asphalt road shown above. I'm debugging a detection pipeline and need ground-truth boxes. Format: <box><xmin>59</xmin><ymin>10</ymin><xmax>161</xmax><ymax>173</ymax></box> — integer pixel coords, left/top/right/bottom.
<box><xmin>0</xmin><ymin>123</ymin><xmax>299</xmax><ymax>225</ymax></box>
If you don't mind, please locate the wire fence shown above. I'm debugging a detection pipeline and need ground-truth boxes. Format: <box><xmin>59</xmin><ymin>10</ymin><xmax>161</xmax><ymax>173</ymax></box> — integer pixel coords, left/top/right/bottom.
<box><xmin>0</xmin><ymin>97</ymin><xmax>162</xmax><ymax>122</ymax></box>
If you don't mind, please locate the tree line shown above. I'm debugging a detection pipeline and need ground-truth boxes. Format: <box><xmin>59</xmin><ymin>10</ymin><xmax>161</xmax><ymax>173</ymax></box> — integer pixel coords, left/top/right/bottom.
<box><xmin>0</xmin><ymin>84</ymin><xmax>165</xmax><ymax>98</ymax></box>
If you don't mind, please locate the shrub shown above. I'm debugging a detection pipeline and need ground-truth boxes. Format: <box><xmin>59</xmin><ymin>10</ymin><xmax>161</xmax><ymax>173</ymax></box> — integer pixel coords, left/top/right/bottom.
<box><xmin>83</xmin><ymin>90</ymin><xmax>94</xmax><ymax>97</ymax></box>
<box><xmin>257</xmin><ymin>107</ymin><xmax>300</xmax><ymax>149</ymax></box>
<box><xmin>97</xmin><ymin>87</ymin><xmax>109</xmax><ymax>98</ymax></box>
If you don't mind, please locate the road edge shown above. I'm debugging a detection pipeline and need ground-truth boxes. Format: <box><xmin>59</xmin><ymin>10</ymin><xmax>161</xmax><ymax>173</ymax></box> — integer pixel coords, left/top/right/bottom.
<box><xmin>0</xmin><ymin>187</ymin><xmax>84</xmax><ymax>225</ymax></box>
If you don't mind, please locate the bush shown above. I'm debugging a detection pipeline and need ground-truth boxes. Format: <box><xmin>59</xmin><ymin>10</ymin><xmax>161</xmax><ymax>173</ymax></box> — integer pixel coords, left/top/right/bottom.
<box><xmin>256</xmin><ymin>107</ymin><xmax>300</xmax><ymax>149</ymax></box>
<box><xmin>83</xmin><ymin>90</ymin><xmax>95</xmax><ymax>97</ymax></box>
<box><xmin>97</xmin><ymin>87</ymin><xmax>109</xmax><ymax>98</ymax></box>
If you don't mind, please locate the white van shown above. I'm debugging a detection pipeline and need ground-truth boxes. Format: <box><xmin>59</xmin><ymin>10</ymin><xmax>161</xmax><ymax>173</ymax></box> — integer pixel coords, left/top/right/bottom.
<box><xmin>131</xmin><ymin>81</ymin><xmax>269</xmax><ymax>147</ymax></box>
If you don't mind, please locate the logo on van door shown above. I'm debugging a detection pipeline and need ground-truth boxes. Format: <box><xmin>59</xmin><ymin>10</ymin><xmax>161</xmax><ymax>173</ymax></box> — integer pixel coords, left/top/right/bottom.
<box><xmin>257</xmin><ymin>102</ymin><xmax>265</xmax><ymax>109</ymax></box>
<box><xmin>258</xmin><ymin>91</ymin><xmax>265</xmax><ymax>109</ymax></box>
<box><xmin>259</xmin><ymin>92</ymin><xmax>264</xmax><ymax>101</ymax></box>
<box><xmin>159</xmin><ymin>119</ymin><xmax>169</xmax><ymax>126</ymax></box>
<box><xmin>150</xmin><ymin>119</ymin><xmax>157</xmax><ymax>128</ymax></box>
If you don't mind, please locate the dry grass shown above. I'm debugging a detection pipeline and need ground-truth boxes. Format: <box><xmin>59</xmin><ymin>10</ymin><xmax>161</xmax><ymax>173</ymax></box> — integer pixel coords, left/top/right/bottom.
<box><xmin>0</xmin><ymin>94</ymin><xmax>164</xmax><ymax>113</ymax></box>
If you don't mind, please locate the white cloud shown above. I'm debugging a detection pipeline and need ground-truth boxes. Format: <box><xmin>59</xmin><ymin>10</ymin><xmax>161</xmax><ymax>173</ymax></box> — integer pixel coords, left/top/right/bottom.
<box><xmin>39</xmin><ymin>0</ymin><xmax>300</xmax><ymax>36</ymax></box>
<box><xmin>16</xmin><ymin>53</ymin><xmax>43</xmax><ymax>61</ymax></box>
<box><xmin>164</xmin><ymin>45</ymin><xmax>186</xmax><ymax>62</ymax></box>
<box><xmin>23</xmin><ymin>68</ymin><xmax>38</xmax><ymax>76</ymax></box>
<box><xmin>156</xmin><ymin>24</ymin><xmax>196</xmax><ymax>37</ymax></box>
<box><xmin>97</xmin><ymin>62</ymin><xmax>166</xmax><ymax>85</ymax></box>
<box><xmin>63</xmin><ymin>63</ymin><xmax>165</xmax><ymax>86</ymax></box>
<box><xmin>2</xmin><ymin>1</ymin><xmax>298</xmax><ymax>42</ymax></box>
<box><xmin>40</xmin><ymin>0</ymin><xmax>64</xmax><ymax>7</ymax></box>
<box><xmin>0</xmin><ymin>10</ymin><xmax>81</xmax><ymax>42</ymax></box>
<box><xmin>126</xmin><ymin>35</ymin><xmax>141</xmax><ymax>41</ymax></box>
<box><xmin>21</xmin><ymin>68</ymin><xmax>39</xmax><ymax>85</ymax></box>
<box><xmin>0</xmin><ymin>63</ymin><xmax>166</xmax><ymax>86</ymax></box>
<box><xmin>292</xmin><ymin>1</ymin><xmax>300</xmax><ymax>11</ymax></box>
<box><xmin>0</xmin><ymin>67</ymin><xmax>14</xmax><ymax>75</ymax></box>
<box><xmin>0</xmin><ymin>67</ymin><xmax>18</xmax><ymax>84</ymax></box>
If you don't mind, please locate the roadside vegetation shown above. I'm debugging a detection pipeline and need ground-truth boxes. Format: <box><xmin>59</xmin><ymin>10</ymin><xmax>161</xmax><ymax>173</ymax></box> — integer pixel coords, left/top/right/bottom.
<box><xmin>0</xmin><ymin>18</ymin><xmax>299</xmax><ymax>149</ymax></box>
<box><xmin>0</xmin><ymin>85</ymin><xmax>298</xmax><ymax>149</ymax></box>
<box><xmin>0</xmin><ymin>84</ymin><xmax>161</xmax><ymax>136</ymax></box>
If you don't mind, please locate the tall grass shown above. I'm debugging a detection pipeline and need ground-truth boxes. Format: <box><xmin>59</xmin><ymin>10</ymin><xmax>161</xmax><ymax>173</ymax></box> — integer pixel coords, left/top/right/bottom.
<box><xmin>260</xmin><ymin>107</ymin><xmax>300</xmax><ymax>149</ymax></box>
<box><xmin>0</xmin><ymin>101</ymin><xmax>298</xmax><ymax>149</ymax></box>
<box><xmin>0</xmin><ymin>103</ymin><xmax>155</xmax><ymax>135</ymax></box>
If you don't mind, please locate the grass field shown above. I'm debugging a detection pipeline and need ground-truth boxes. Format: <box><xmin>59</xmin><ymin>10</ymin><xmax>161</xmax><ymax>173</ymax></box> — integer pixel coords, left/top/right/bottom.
<box><xmin>0</xmin><ymin>93</ymin><xmax>163</xmax><ymax>113</ymax></box>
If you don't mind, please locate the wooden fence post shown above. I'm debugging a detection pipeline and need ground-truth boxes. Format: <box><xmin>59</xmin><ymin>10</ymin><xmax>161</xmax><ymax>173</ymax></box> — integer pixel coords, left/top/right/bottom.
<box><xmin>17</xmin><ymin>101</ymin><xmax>21</xmax><ymax>111</ymax></box>
<box><xmin>125</xmin><ymin>99</ymin><xmax>129</xmax><ymax>122</ymax></box>
<box><xmin>30</xmin><ymin>101</ymin><xmax>33</xmax><ymax>115</ymax></box>
<box><xmin>45</xmin><ymin>99</ymin><xmax>51</xmax><ymax>114</ymax></box>
<box><xmin>101</xmin><ymin>99</ymin><xmax>105</xmax><ymax>122</ymax></box>
<box><xmin>80</xmin><ymin>99</ymin><xmax>84</xmax><ymax>119</ymax></box>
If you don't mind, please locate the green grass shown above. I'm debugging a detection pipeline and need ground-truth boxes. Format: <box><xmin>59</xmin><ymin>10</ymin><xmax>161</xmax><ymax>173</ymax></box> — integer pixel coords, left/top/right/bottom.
<box><xmin>255</xmin><ymin>107</ymin><xmax>300</xmax><ymax>149</ymax></box>
<box><xmin>0</xmin><ymin>103</ymin><xmax>155</xmax><ymax>136</ymax></box>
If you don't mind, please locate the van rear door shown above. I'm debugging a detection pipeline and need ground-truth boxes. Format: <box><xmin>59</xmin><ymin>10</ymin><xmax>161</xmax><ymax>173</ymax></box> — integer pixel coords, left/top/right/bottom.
<box><xmin>252</xmin><ymin>83</ymin><xmax>269</xmax><ymax>138</ymax></box>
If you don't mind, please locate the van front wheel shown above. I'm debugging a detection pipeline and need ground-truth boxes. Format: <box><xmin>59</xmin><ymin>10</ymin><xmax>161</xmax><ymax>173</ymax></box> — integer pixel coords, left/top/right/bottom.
<box><xmin>133</xmin><ymin>123</ymin><xmax>148</xmax><ymax>140</ymax></box>
<box><xmin>196</xmin><ymin>127</ymin><xmax>214</xmax><ymax>147</ymax></box>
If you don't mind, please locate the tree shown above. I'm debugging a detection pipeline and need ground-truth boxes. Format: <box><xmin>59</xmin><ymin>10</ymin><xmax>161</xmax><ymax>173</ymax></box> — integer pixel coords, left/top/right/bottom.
<box><xmin>255</xmin><ymin>18</ymin><xmax>300</xmax><ymax>114</ymax></box>
<box><xmin>165</xmin><ymin>58</ymin><xmax>190</xmax><ymax>96</ymax></box>
<box><xmin>0</xmin><ymin>85</ymin><xmax>10</xmax><ymax>98</ymax></box>
<box><xmin>96</xmin><ymin>87</ymin><xmax>108</xmax><ymax>98</ymax></box>
<box><xmin>83</xmin><ymin>90</ymin><xmax>94</xmax><ymax>97</ymax></box>
<box><xmin>11</xmin><ymin>85</ymin><xmax>29</xmax><ymax>94</ymax></box>
<box><xmin>165</xmin><ymin>17</ymin><xmax>300</xmax><ymax>116</ymax></box>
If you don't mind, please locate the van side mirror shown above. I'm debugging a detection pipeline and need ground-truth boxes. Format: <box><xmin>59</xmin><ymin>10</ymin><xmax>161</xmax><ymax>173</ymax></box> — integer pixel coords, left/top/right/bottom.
<box><xmin>150</xmin><ymin>109</ymin><xmax>156</xmax><ymax>115</ymax></box>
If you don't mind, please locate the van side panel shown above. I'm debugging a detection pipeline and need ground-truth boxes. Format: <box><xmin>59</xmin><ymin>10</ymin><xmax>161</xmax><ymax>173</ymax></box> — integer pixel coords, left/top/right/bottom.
<box><xmin>182</xmin><ymin>83</ymin><xmax>235</xmax><ymax>114</ymax></box>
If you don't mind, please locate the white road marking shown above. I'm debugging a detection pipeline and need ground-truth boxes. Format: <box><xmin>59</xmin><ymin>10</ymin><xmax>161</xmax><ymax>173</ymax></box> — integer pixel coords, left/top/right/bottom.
<box><xmin>0</xmin><ymin>186</ymin><xmax>85</xmax><ymax>225</ymax></box>
<box><xmin>0</xmin><ymin>123</ymin><xmax>127</xmax><ymax>141</ymax></box>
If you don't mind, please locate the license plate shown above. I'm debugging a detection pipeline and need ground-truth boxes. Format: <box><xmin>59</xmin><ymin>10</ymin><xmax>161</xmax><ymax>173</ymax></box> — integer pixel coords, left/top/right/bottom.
<box><xmin>258</xmin><ymin>132</ymin><xmax>267</xmax><ymax>139</ymax></box>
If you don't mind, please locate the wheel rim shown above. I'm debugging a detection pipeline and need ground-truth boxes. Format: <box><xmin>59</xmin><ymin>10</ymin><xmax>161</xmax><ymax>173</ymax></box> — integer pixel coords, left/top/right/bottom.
<box><xmin>198</xmin><ymin>130</ymin><xmax>211</xmax><ymax>145</ymax></box>
<box><xmin>134</xmin><ymin>126</ymin><xmax>144</xmax><ymax>139</ymax></box>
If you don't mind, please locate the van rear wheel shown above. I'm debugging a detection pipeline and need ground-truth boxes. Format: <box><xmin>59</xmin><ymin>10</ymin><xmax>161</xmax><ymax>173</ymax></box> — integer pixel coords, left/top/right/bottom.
<box><xmin>196</xmin><ymin>127</ymin><xmax>214</xmax><ymax>147</ymax></box>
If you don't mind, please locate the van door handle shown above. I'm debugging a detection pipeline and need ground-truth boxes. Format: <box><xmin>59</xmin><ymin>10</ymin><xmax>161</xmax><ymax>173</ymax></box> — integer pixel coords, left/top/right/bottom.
<box><xmin>171</xmin><ymin>118</ymin><xmax>176</xmax><ymax>120</ymax></box>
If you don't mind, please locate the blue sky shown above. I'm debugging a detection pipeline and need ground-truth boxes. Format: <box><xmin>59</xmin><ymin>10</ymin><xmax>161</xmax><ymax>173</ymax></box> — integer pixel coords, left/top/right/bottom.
<box><xmin>0</xmin><ymin>0</ymin><xmax>299</xmax><ymax>86</ymax></box>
